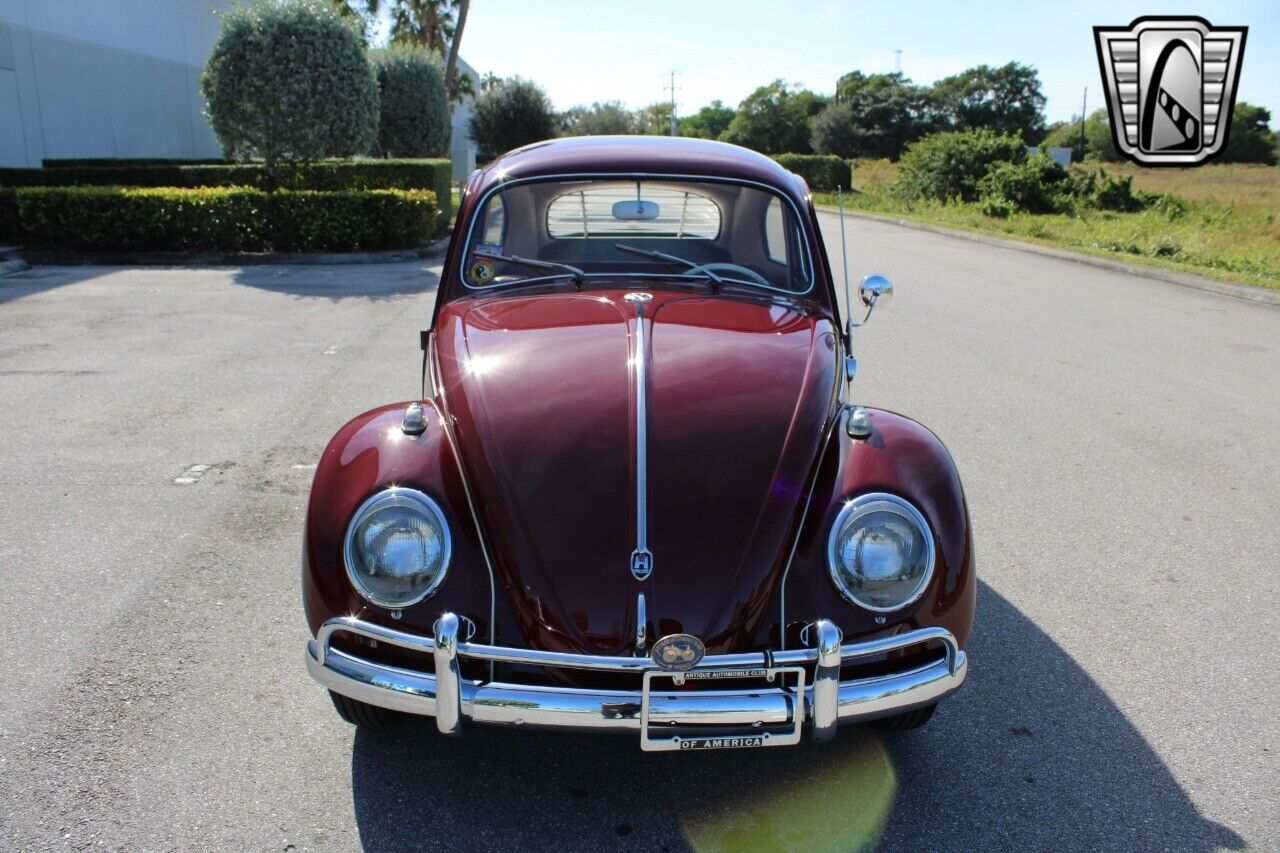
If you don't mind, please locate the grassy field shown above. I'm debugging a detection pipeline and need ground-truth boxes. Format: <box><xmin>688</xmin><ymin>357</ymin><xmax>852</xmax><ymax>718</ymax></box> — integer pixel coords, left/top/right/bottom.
<box><xmin>814</xmin><ymin>160</ymin><xmax>1280</xmax><ymax>289</ymax></box>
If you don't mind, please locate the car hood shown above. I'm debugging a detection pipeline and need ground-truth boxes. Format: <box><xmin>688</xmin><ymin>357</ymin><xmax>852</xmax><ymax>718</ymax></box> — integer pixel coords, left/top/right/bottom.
<box><xmin>434</xmin><ymin>287</ymin><xmax>836</xmax><ymax>656</ymax></box>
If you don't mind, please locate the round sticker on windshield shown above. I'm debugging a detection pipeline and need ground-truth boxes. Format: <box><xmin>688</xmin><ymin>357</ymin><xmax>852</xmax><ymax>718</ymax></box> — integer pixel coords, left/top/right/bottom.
<box><xmin>470</xmin><ymin>259</ymin><xmax>496</xmax><ymax>284</ymax></box>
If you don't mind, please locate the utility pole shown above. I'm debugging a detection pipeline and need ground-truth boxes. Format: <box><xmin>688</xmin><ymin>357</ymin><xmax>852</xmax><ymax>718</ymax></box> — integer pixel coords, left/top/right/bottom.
<box><xmin>893</xmin><ymin>49</ymin><xmax>902</xmax><ymax>74</ymax></box>
<box><xmin>1078</xmin><ymin>86</ymin><xmax>1087</xmax><ymax>163</ymax></box>
<box><xmin>664</xmin><ymin>70</ymin><xmax>680</xmax><ymax>136</ymax></box>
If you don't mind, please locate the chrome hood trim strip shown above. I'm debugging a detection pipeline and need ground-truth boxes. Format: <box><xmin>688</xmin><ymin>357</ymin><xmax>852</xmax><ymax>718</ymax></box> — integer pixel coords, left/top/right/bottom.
<box><xmin>628</xmin><ymin>293</ymin><xmax>653</xmax><ymax>581</ymax></box>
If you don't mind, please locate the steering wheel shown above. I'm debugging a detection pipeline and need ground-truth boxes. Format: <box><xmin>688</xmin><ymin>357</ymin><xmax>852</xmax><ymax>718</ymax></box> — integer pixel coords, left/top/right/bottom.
<box><xmin>682</xmin><ymin>262</ymin><xmax>772</xmax><ymax>287</ymax></box>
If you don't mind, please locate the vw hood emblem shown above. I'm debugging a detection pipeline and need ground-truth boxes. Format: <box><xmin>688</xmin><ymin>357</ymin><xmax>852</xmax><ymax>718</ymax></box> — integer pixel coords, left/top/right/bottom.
<box><xmin>651</xmin><ymin>634</ymin><xmax>705</xmax><ymax>671</ymax></box>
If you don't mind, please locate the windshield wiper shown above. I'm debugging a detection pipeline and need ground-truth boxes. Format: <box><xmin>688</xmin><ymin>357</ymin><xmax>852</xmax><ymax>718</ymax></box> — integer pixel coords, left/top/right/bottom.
<box><xmin>614</xmin><ymin>244</ymin><xmax>724</xmax><ymax>287</ymax></box>
<box><xmin>474</xmin><ymin>251</ymin><xmax>585</xmax><ymax>286</ymax></box>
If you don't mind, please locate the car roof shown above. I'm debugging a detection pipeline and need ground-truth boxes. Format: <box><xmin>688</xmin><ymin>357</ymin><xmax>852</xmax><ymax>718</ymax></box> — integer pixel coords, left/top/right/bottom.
<box><xmin>469</xmin><ymin>136</ymin><xmax>810</xmax><ymax>201</ymax></box>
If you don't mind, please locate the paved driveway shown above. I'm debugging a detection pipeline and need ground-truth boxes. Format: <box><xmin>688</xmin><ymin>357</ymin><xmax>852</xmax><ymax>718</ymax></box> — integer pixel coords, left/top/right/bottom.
<box><xmin>0</xmin><ymin>220</ymin><xmax>1276</xmax><ymax>850</ymax></box>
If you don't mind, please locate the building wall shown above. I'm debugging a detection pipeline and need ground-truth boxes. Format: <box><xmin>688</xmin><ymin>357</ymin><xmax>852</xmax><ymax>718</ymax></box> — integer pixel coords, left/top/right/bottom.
<box><xmin>449</xmin><ymin>55</ymin><xmax>480</xmax><ymax>183</ymax></box>
<box><xmin>0</xmin><ymin>0</ymin><xmax>231</xmax><ymax>167</ymax></box>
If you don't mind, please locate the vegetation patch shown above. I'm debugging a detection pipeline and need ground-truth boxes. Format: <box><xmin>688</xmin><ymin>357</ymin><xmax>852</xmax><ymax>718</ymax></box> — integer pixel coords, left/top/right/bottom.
<box><xmin>771</xmin><ymin>155</ymin><xmax>851</xmax><ymax>191</ymax></box>
<box><xmin>816</xmin><ymin>157</ymin><xmax>1280</xmax><ymax>289</ymax></box>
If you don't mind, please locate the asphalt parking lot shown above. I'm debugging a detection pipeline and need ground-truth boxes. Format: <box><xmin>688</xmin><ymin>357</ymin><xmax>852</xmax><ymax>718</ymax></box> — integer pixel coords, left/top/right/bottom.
<box><xmin>1</xmin><ymin>216</ymin><xmax>1277</xmax><ymax>851</ymax></box>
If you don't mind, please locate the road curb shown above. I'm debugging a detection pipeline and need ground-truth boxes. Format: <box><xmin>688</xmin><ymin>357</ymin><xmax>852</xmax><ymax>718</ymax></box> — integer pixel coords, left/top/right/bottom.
<box><xmin>817</xmin><ymin>206</ymin><xmax>1280</xmax><ymax>308</ymax></box>
<box><xmin>12</xmin><ymin>237</ymin><xmax>450</xmax><ymax>268</ymax></box>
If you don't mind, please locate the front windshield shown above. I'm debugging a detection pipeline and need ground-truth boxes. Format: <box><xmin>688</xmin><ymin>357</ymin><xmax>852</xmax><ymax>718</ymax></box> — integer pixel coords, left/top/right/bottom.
<box><xmin>461</xmin><ymin>178</ymin><xmax>812</xmax><ymax>293</ymax></box>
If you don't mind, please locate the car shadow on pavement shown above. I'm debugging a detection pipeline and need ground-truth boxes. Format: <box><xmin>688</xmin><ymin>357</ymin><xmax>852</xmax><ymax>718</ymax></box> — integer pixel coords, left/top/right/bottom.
<box><xmin>348</xmin><ymin>582</ymin><xmax>1244</xmax><ymax>852</ymax></box>
<box><xmin>232</xmin><ymin>262</ymin><xmax>440</xmax><ymax>301</ymax></box>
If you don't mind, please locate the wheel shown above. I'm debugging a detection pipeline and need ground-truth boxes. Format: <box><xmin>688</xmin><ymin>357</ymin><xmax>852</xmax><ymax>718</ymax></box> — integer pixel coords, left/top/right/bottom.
<box><xmin>329</xmin><ymin>690</ymin><xmax>404</xmax><ymax>728</ymax></box>
<box><xmin>870</xmin><ymin>703</ymin><xmax>937</xmax><ymax>731</ymax></box>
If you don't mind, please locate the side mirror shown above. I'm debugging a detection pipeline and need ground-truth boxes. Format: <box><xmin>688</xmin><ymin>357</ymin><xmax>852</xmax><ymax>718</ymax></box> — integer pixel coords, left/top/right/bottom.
<box><xmin>859</xmin><ymin>273</ymin><xmax>894</xmax><ymax>309</ymax></box>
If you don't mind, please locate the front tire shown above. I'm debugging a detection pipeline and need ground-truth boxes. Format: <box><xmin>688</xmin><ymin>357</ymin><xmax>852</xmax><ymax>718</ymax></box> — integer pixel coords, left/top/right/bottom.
<box><xmin>870</xmin><ymin>703</ymin><xmax>937</xmax><ymax>731</ymax></box>
<box><xmin>329</xmin><ymin>691</ymin><xmax>404</xmax><ymax>728</ymax></box>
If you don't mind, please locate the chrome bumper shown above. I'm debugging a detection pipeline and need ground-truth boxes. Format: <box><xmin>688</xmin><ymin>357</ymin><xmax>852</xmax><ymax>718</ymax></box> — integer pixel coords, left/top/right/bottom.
<box><xmin>306</xmin><ymin>614</ymin><xmax>967</xmax><ymax>749</ymax></box>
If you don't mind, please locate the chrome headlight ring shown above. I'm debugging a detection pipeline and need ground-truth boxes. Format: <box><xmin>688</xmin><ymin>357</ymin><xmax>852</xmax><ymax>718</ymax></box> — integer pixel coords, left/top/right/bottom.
<box><xmin>826</xmin><ymin>492</ymin><xmax>936</xmax><ymax>613</ymax></box>
<box><xmin>343</xmin><ymin>487</ymin><xmax>452</xmax><ymax>609</ymax></box>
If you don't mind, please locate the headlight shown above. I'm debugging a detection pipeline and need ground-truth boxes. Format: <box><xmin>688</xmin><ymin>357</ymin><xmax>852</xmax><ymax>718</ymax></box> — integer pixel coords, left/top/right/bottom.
<box><xmin>827</xmin><ymin>492</ymin><xmax>935</xmax><ymax>612</ymax></box>
<box><xmin>344</xmin><ymin>487</ymin><xmax>451</xmax><ymax>608</ymax></box>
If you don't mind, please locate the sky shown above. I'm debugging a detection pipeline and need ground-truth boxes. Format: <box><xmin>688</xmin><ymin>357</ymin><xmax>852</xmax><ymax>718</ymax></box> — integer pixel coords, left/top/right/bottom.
<box><xmin>441</xmin><ymin>0</ymin><xmax>1279</xmax><ymax>127</ymax></box>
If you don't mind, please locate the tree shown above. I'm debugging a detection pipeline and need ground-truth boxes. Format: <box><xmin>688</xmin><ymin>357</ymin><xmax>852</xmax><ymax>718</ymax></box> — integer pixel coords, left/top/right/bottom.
<box><xmin>443</xmin><ymin>0</ymin><xmax>470</xmax><ymax>108</ymax></box>
<box><xmin>371</xmin><ymin>45</ymin><xmax>450</xmax><ymax>156</ymax></box>
<box><xmin>636</xmin><ymin>102</ymin><xmax>676</xmax><ymax>136</ymax></box>
<box><xmin>327</xmin><ymin>0</ymin><xmax>376</xmax><ymax>42</ymax></box>
<box><xmin>560</xmin><ymin>101</ymin><xmax>639</xmax><ymax>136</ymax></box>
<box><xmin>719</xmin><ymin>80</ymin><xmax>827</xmax><ymax>154</ymax></box>
<box><xmin>1220</xmin><ymin>103</ymin><xmax>1278</xmax><ymax>165</ymax></box>
<box><xmin>358</xmin><ymin>0</ymin><xmax>471</xmax><ymax>102</ymax></box>
<box><xmin>469</xmin><ymin>77</ymin><xmax>557</xmax><ymax>157</ymax></box>
<box><xmin>930</xmin><ymin>62</ymin><xmax>1047</xmax><ymax>141</ymax></box>
<box><xmin>811</xmin><ymin>71</ymin><xmax>934</xmax><ymax>160</ymax></box>
<box><xmin>201</xmin><ymin>0</ymin><xmax>378</xmax><ymax>164</ymax></box>
<box><xmin>679</xmin><ymin>101</ymin><xmax>735</xmax><ymax>139</ymax></box>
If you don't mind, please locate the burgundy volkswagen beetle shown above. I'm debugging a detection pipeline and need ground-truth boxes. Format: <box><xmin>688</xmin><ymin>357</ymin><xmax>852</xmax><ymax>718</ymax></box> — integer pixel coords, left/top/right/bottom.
<box><xmin>303</xmin><ymin>136</ymin><xmax>975</xmax><ymax>751</ymax></box>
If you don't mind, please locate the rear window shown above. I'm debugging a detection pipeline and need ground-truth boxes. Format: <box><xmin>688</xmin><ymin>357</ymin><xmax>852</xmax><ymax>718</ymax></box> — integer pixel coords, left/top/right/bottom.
<box><xmin>547</xmin><ymin>186</ymin><xmax>720</xmax><ymax>239</ymax></box>
<box><xmin>463</xmin><ymin>177</ymin><xmax>812</xmax><ymax>294</ymax></box>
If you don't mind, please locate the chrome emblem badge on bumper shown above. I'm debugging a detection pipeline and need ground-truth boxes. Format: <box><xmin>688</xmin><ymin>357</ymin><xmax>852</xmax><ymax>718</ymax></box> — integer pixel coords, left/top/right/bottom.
<box><xmin>651</xmin><ymin>634</ymin><xmax>705</xmax><ymax>671</ymax></box>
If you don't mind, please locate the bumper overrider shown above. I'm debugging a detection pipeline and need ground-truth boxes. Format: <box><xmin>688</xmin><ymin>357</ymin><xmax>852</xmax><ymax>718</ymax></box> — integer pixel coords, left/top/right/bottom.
<box><xmin>307</xmin><ymin>614</ymin><xmax>967</xmax><ymax>751</ymax></box>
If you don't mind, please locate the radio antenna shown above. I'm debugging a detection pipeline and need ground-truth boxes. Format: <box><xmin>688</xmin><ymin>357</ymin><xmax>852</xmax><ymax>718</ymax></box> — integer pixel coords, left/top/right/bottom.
<box><xmin>837</xmin><ymin>186</ymin><xmax>852</xmax><ymax>340</ymax></box>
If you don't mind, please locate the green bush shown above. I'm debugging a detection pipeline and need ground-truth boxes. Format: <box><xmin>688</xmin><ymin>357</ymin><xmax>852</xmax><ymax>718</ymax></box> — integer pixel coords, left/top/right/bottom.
<box><xmin>200</xmin><ymin>0</ymin><xmax>378</xmax><ymax>163</ymax></box>
<box><xmin>371</xmin><ymin>45</ymin><xmax>450</xmax><ymax>158</ymax></box>
<box><xmin>469</xmin><ymin>77</ymin><xmax>558</xmax><ymax>158</ymax></box>
<box><xmin>772</xmin><ymin>154</ymin><xmax>852</xmax><ymax>190</ymax></box>
<box><xmin>0</xmin><ymin>188</ymin><xmax>20</xmax><ymax>242</ymax></box>
<box><xmin>978</xmin><ymin>155</ymin><xmax>1073</xmax><ymax>214</ymax></box>
<box><xmin>14</xmin><ymin>186</ymin><xmax>437</xmax><ymax>252</ymax></box>
<box><xmin>0</xmin><ymin>159</ymin><xmax>452</xmax><ymax>231</ymax></box>
<box><xmin>896</xmin><ymin>129</ymin><xmax>1027</xmax><ymax>202</ymax></box>
<box><xmin>1070</xmin><ymin>168</ymin><xmax>1146</xmax><ymax>212</ymax></box>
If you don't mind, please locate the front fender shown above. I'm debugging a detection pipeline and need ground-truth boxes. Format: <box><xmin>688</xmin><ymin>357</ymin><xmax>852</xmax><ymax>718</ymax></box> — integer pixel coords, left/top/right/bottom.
<box><xmin>779</xmin><ymin>406</ymin><xmax>977</xmax><ymax>649</ymax></box>
<box><xmin>301</xmin><ymin>401</ymin><xmax>499</xmax><ymax>648</ymax></box>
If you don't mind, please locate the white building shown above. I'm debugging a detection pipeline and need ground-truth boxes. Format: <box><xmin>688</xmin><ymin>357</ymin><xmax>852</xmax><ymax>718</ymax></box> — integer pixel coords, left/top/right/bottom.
<box><xmin>449</xmin><ymin>54</ymin><xmax>480</xmax><ymax>182</ymax></box>
<box><xmin>0</xmin><ymin>0</ymin><xmax>232</xmax><ymax>167</ymax></box>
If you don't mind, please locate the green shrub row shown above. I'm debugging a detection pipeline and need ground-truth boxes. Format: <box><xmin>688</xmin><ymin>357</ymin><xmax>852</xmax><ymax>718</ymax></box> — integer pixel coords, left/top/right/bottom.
<box><xmin>43</xmin><ymin>158</ymin><xmax>230</xmax><ymax>168</ymax></box>
<box><xmin>0</xmin><ymin>158</ymin><xmax>452</xmax><ymax>231</ymax></box>
<box><xmin>772</xmin><ymin>154</ymin><xmax>853</xmax><ymax>190</ymax></box>
<box><xmin>0</xmin><ymin>189</ymin><xmax>20</xmax><ymax>243</ymax></box>
<box><xmin>12</xmin><ymin>186</ymin><xmax>438</xmax><ymax>252</ymax></box>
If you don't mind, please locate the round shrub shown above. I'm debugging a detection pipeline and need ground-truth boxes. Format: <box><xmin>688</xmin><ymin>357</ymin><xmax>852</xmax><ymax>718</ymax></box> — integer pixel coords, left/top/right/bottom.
<box><xmin>469</xmin><ymin>77</ymin><xmax>557</xmax><ymax>158</ymax></box>
<box><xmin>200</xmin><ymin>0</ymin><xmax>378</xmax><ymax>164</ymax></box>
<box><xmin>371</xmin><ymin>46</ymin><xmax>450</xmax><ymax>158</ymax></box>
<box><xmin>895</xmin><ymin>129</ymin><xmax>1027</xmax><ymax>202</ymax></box>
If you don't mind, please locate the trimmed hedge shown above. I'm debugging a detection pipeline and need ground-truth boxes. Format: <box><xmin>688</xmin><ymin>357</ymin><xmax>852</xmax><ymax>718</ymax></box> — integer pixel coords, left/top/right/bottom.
<box><xmin>771</xmin><ymin>154</ymin><xmax>853</xmax><ymax>190</ymax></box>
<box><xmin>0</xmin><ymin>189</ymin><xmax>20</xmax><ymax>242</ymax></box>
<box><xmin>0</xmin><ymin>158</ymin><xmax>453</xmax><ymax>230</ymax></box>
<box><xmin>14</xmin><ymin>186</ymin><xmax>437</xmax><ymax>252</ymax></box>
<box><xmin>43</xmin><ymin>158</ymin><xmax>229</xmax><ymax>168</ymax></box>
